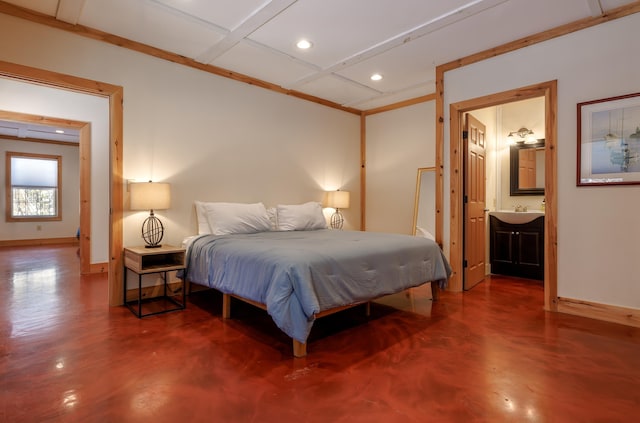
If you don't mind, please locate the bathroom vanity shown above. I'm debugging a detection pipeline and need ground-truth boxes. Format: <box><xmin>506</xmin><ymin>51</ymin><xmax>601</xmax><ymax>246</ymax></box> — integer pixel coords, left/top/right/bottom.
<box><xmin>489</xmin><ymin>211</ymin><xmax>544</xmax><ymax>280</ymax></box>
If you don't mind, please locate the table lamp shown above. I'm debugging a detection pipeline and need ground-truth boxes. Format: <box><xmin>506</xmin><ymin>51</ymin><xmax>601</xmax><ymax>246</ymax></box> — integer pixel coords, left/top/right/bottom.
<box><xmin>326</xmin><ymin>190</ymin><xmax>350</xmax><ymax>229</ymax></box>
<box><xmin>130</xmin><ymin>181</ymin><xmax>171</xmax><ymax>248</ymax></box>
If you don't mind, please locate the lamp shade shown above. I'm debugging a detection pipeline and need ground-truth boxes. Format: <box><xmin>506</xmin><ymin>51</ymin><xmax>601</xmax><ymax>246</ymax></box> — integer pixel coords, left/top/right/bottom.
<box><xmin>326</xmin><ymin>190</ymin><xmax>350</xmax><ymax>209</ymax></box>
<box><xmin>130</xmin><ymin>182</ymin><xmax>171</xmax><ymax>211</ymax></box>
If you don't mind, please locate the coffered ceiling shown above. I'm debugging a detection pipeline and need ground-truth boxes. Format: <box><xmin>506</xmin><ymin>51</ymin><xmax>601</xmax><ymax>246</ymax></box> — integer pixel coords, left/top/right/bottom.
<box><xmin>0</xmin><ymin>119</ymin><xmax>80</xmax><ymax>143</ymax></box>
<box><xmin>1</xmin><ymin>0</ymin><xmax>639</xmax><ymax>114</ymax></box>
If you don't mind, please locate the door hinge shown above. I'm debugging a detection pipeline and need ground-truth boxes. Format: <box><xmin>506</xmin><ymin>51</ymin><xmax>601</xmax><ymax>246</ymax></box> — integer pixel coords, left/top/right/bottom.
<box><xmin>463</xmin><ymin>259</ymin><xmax>468</xmax><ymax>268</ymax></box>
<box><xmin>462</xmin><ymin>130</ymin><xmax>468</xmax><ymax>139</ymax></box>
<box><xmin>464</xmin><ymin>195</ymin><xmax>468</xmax><ymax>203</ymax></box>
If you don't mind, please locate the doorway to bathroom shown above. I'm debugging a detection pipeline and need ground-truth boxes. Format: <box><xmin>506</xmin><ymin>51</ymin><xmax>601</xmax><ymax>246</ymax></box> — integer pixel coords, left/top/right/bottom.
<box><xmin>449</xmin><ymin>81</ymin><xmax>558</xmax><ymax>311</ymax></box>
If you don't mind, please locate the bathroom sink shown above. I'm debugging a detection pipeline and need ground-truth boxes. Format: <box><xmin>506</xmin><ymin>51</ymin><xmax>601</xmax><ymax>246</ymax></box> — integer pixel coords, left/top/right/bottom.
<box><xmin>489</xmin><ymin>210</ymin><xmax>544</xmax><ymax>224</ymax></box>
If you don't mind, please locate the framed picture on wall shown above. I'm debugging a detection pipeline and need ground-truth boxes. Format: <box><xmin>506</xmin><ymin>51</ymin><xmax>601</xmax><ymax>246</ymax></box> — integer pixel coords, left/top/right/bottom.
<box><xmin>577</xmin><ymin>92</ymin><xmax>640</xmax><ymax>186</ymax></box>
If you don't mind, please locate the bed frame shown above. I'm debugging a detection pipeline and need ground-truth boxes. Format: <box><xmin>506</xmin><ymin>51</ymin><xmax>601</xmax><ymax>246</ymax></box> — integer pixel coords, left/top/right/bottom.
<box><xmin>220</xmin><ymin>281</ymin><xmax>440</xmax><ymax>357</ymax></box>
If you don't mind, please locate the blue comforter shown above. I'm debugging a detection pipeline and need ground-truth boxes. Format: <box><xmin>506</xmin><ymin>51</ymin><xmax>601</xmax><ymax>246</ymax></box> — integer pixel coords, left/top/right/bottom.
<box><xmin>183</xmin><ymin>229</ymin><xmax>451</xmax><ymax>343</ymax></box>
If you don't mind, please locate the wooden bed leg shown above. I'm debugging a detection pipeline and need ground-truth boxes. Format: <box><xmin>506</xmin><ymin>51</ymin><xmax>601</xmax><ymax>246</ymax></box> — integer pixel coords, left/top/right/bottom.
<box><xmin>222</xmin><ymin>293</ymin><xmax>231</xmax><ymax>319</ymax></box>
<box><xmin>365</xmin><ymin>301</ymin><xmax>371</xmax><ymax>317</ymax></box>
<box><xmin>293</xmin><ymin>339</ymin><xmax>307</xmax><ymax>358</ymax></box>
<box><xmin>431</xmin><ymin>282</ymin><xmax>440</xmax><ymax>301</ymax></box>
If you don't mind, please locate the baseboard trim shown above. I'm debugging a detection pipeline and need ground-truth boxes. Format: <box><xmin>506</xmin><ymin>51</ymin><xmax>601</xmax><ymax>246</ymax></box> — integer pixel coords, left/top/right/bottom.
<box><xmin>557</xmin><ymin>297</ymin><xmax>640</xmax><ymax>328</ymax></box>
<box><xmin>87</xmin><ymin>262</ymin><xmax>109</xmax><ymax>274</ymax></box>
<box><xmin>0</xmin><ymin>237</ymin><xmax>79</xmax><ymax>247</ymax></box>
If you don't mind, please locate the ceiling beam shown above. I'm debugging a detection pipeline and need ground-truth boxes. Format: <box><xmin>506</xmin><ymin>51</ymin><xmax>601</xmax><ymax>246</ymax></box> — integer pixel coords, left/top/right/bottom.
<box><xmin>196</xmin><ymin>0</ymin><xmax>299</xmax><ymax>64</ymax></box>
<box><xmin>438</xmin><ymin>0</ymin><xmax>640</xmax><ymax>74</ymax></box>
<box><xmin>290</xmin><ymin>0</ymin><xmax>509</xmax><ymax>89</ymax></box>
<box><xmin>55</xmin><ymin>0</ymin><xmax>86</xmax><ymax>25</ymax></box>
<box><xmin>0</xmin><ymin>1</ymin><xmax>362</xmax><ymax>115</ymax></box>
<box><xmin>347</xmin><ymin>80</ymin><xmax>434</xmax><ymax>109</ymax></box>
<box><xmin>147</xmin><ymin>0</ymin><xmax>228</xmax><ymax>32</ymax></box>
<box><xmin>225</xmin><ymin>36</ymin><xmax>320</xmax><ymax>76</ymax></box>
<box><xmin>0</xmin><ymin>133</ymin><xmax>79</xmax><ymax>146</ymax></box>
<box><xmin>586</xmin><ymin>0</ymin><xmax>604</xmax><ymax>17</ymax></box>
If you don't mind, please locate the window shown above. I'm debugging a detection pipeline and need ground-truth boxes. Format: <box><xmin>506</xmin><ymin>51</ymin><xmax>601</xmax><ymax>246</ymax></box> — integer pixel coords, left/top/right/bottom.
<box><xmin>6</xmin><ymin>152</ymin><xmax>62</xmax><ymax>221</ymax></box>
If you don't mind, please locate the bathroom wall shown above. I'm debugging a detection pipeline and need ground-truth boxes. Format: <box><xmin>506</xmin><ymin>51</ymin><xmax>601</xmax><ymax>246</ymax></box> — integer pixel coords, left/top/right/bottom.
<box><xmin>498</xmin><ymin>97</ymin><xmax>546</xmax><ymax>212</ymax></box>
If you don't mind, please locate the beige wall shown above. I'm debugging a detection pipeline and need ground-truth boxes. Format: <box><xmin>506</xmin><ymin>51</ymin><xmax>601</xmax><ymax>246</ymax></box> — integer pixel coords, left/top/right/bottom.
<box><xmin>0</xmin><ymin>138</ymin><xmax>80</xmax><ymax>240</ymax></box>
<box><xmin>365</xmin><ymin>101</ymin><xmax>435</xmax><ymax>234</ymax></box>
<box><xmin>0</xmin><ymin>13</ymin><xmax>361</xmax><ymax>254</ymax></box>
<box><xmin>0</xmin><ymin>78</ymin><xmax>110</xmax><ymax>263</ymax></box>
<box><xmin>443</xmin><ymin>13</ymin><xmax>640</xmax><ymax>309</ymax></box>
<box><xmin>498</xmin><ymin>97</ymin><xmax>546</xmax><ymax>211</ymax></box>
<box><xmin>468</xmin><ymin>98</ymin><xmax>546</xmax><ymax>215</ymax></box>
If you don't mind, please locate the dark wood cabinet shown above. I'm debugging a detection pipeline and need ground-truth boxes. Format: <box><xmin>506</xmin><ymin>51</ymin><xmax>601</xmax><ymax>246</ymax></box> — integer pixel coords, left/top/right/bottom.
<box><xmin>490</xmin><ymin>215</ymin><xmax>544</xmax><ymax>280</ymax></box>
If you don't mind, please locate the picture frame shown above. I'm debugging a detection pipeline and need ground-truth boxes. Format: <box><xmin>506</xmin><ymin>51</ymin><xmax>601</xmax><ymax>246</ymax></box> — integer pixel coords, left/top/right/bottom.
<box><xmin>577</xmin><ymin>92</ymin><xmax>640</xmax><ymax>186</ymax></box>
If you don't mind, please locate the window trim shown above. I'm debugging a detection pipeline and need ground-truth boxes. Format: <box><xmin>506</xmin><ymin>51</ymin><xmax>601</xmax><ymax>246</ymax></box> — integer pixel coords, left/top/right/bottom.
<box><xmin>5</xmin><ymin>151</ymin><xmax>63</xmax><ymax>222</ymax></box>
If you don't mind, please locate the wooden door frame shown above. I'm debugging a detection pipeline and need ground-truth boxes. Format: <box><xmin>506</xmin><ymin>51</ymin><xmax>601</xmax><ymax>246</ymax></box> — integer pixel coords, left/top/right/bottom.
<box><xmin>448</xmin><ymin>81</ymin><xmax>557</xmax><ymax>311</ymax></box>
<box><xmin>0</xmin><ymin>60</ymin><xmax>124</xmax><ymax>307</ymax></box>
<box><xmin>0</xmin><ymin>110</ymin><xmax>92</xmax><ymax>273</ymax></box>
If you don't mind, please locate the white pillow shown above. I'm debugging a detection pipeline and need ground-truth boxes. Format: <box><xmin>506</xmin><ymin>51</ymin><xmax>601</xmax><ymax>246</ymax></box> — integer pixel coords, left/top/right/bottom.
<box><xmin>276</xmin><ymin>202</ymin><xmax>327</xmax><ymax>231</ymax></box>
<box><xmin>194</xmin><ymin>201</ymin><xmax>212</xmax><ymax>235</ymax></box>
<box><xmin>204</xmin><ymin>202</ymin><xmax>272</xmax><ymax>235</ymax></box>
<box><xmin>266</xmin><ymin>207</ymin><xmax>278</xmax><ymax>231</ymax></box>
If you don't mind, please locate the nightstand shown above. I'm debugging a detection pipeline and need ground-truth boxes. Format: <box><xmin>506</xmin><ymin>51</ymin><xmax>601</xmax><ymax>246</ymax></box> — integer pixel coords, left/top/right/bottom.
<box><xmin>123</xmin><ymin>245</ymin><xmax>186</xmax><ymax>318</ymax></box>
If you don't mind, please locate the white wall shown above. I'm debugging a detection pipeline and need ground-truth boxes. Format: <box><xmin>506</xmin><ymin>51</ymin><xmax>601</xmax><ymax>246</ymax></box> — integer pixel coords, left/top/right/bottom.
<box><xmin>366</xmin><ymin>101</ymin><xmax>435</xmax><ymax>234</ymax></box>
<box><xmin>122</xmin><ymin>65</ymin><xmax>361</xmax><ymax>246</ymax></box>
<box><xmin>0</xmin><ymin>138</ymin><xmax>80</xmax><ymax>240</ymax></box>
<box><xmin>0</xmin><ymin>79</ymin><xmax>109</xmax><ymax>263</ymax></box>
<box><xmin>499</xmin><ymin>97</ymin><xmax>546</xmax><ymax>211</ymax></box>
<box><xmin>443</xmin><ymin>13</ymin><xmax>640</xmax><ymax>309</ymax></box>
<box><xmin>0</xmin><ymin>13</ymin><xmax>361</xmax><ymax>254</ymax></box>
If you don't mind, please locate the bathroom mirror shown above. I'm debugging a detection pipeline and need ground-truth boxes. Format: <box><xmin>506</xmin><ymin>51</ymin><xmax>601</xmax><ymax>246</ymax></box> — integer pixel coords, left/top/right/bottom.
<box><xmin>510</xmin><ymin>140</ymin><xmax>545</xmax><ymax>196</ymax></box>
<box><xmin>412</xmin><ymin>167</ymin><xmax>436</xmax><ymax>238</ymax></box>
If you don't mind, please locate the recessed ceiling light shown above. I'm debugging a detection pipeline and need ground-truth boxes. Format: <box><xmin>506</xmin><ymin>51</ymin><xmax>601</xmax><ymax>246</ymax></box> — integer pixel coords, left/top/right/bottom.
<box><xmin>296</xmin><ymin>39</ymin><xmax>313</xmax><ymax>50</ymax></box>
<box><xmin>55</xmin><ymin>129</ymin><xmax>65</xmax><ymax>134</ymax></box>
<box><xmin>370</xmin><ymin>73</ymin><xmax>383</xmax><ymax>81</ymax></box>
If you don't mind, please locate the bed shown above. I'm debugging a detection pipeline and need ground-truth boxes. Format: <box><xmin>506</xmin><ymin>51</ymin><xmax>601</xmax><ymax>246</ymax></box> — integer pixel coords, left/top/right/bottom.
<box><xmin>182</xmin><ymin>201</ymin><xmax>451</xmax><ymax>357</ymax></box>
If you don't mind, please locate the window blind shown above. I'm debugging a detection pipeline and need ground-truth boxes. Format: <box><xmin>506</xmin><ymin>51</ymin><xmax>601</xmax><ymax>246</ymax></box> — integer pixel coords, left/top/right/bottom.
<box><xmin>11</xmin><ymin>157</ymin><xmax>58</xmax><ymax>187</ymax></box>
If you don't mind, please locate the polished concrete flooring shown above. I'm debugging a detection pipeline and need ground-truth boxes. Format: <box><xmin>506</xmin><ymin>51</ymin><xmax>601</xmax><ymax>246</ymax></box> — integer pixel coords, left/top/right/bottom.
<box><xmin>1</xmin><ymin>245</ymin><xmax>639</xmax><ymax>422</ymax></box>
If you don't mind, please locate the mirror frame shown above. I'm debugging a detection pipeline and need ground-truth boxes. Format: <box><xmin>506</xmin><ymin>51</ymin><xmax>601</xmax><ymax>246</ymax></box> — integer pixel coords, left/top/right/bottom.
<box><xmin>412</xmin><ymin>167</ymin><xmax>436</xmax><ymax>235</ymax></box>
<box><xmin>510</xmin><ymin>139</ymin><xmax>545</xmax><ymax>196</ymax></box>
